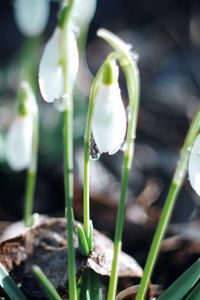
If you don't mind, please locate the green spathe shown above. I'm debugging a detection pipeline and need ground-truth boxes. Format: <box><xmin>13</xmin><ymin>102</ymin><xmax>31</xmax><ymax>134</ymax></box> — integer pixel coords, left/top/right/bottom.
<box><xmin>17</xmin><ymin>81</ymin><xmax>36</xmax><ymax>116</ymax></box>
<box><xmin>102</xmin><ymin>60</ymin><xmax>119</xmax><ymax>86</ymax></box>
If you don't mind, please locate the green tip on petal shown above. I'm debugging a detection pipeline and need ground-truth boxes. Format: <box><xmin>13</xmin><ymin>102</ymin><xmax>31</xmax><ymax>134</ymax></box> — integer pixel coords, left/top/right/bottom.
<box><xmin>58</xmin><ymin>5</ymin><xmax>69</xmax><ymax>29</ymax></box>
<box><xmin>17</xmin><ymin>81</ymin><xmax>37</xmax><ymax>116</ymax></box>
<box><xmin>102</xmin><ymin>60</ymin><xmax>119</xmax><ymax>86</ymax></box>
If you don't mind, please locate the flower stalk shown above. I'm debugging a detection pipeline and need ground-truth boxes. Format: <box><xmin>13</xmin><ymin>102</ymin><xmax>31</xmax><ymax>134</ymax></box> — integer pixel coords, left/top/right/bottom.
<box><xmin>96</xmin><ymin>29</ymin><xmax>140</xmax><ymax>300</ymax></box>
<box><xmin>83</xmin><ymin>63</ymin><xmax>104</xmax><ymax>246</ymax></box>
<box><xmin>60</xmin><ymin>1</ymin><xmax>77</xmax><ymax>299</ymax></box>
<box><xmin>136</xmin><ymin>110</ymin><xmax>200</xmax><ymax>300</ymax></box>
<box><xmin>24</xmin><ymin>113</ymin><xmax>39</xmax><ymax>226</ymax></box>
<box><xmin>83</xmin><ymin>52</ymin><xmax>118</xmax><ymax>248</ymax></box>
<box><xmin>18</xmin><ymin>82</ymin><xmax>39</xmax><ymax>227</ymax></box>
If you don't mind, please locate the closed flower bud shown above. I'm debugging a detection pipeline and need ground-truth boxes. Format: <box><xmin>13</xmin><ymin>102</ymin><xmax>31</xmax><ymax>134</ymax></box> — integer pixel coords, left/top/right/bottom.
<box><xmin>14</xmin><ymin>0</ymin><xmax>50</xmax><ymax>37</ymax></box>
<box><xmin>6</xmin><ymin>115</ymin><xmax>33</xmax><ymax>171</ymax></box>
<box><xmin>92</xmin><ymin>61</ymin><xmax>126</xmax><ymax>155</ymax></box>
<box><xmin>188</xmin><ymin>134</ymin><xmax>200</xmax><ymax>196</ymax></box>
<box><xmin>39</xmin><ymin>28</ymin><xmax>79</xmax><ymax>103</ymax></box>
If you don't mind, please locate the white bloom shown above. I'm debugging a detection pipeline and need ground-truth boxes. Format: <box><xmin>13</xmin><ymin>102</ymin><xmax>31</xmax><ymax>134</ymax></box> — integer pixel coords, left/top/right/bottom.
<box><xmin>13</xmin><ymin>0</ymin><xmax>50</xmax><ymax>37</ymax></box>
<box><xmin>188</xmin><ymin>134</ymin><xmax>200</xmax><ymax>196</ymax></box>
<box><xmin>92</xmin><ymin>82</ymin><xmax>126</xmax><ymax>155</ymax></box>
<box><xmin>6</xmin><ymin>115</ymin><xmax>33</xmax><ymax>171</ymax></box>
<box><xmin>73</xmin><ymin>0</ymin><xmax>96</xmax><ymax>28</ymax></box>
<box><xmin>39</xmin><ymin>28</ymin><xmax>79</xmax><ymax>103</ymax></box>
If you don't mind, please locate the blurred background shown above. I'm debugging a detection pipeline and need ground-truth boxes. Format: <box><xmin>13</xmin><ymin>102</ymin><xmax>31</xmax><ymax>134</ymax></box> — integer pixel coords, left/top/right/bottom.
<box><xmin>0</xmin><ymin>0</ymin><xmax>200</xmax><ymax>289</ymax></box>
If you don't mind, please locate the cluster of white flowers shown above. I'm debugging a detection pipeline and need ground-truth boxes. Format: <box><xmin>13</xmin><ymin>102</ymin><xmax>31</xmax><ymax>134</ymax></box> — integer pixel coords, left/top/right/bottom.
<box><xmin>10</xmin><ymin>0</ymin><xmax>200</xmax><ymax>202</ymax></box>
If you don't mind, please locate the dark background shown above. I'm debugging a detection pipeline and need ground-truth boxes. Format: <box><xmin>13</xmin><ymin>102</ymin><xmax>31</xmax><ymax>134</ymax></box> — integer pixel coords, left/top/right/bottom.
<box><xmin>0</xmin><ymin>0</ymin><xmax>200</xmax><ymax>289</ymax></box>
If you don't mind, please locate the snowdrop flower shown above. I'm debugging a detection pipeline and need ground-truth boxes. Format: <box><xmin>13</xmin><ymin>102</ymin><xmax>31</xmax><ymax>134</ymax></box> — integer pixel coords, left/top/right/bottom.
<box><xmin>5</xmin><ymin>82</ymin><xmax>36</xmax><ymax>171</ymax></box>
<box><xmin>92</xmin><ymin>61</ymin><xmax>126</xmax><ymax>155</ymax></box>
<box><xmin>39</xmin><ymin>27</ymin><xmax>79</xmax><ymax>103</ymax></box>
<box><xmin>6</xmin><ymin>115</ymin><xmax>33</xmax><ymax>171</ymax></box>
<box><xmin>188</xmin><ymin>134</ymin><xmax>200</xmax><ymax>196</ymax></box>
<box><xmin>73</xmin><ymin>0</ymin><xmax>96</xmax><ymax>28</ymax></box>
<box><xmin>13</xmin><ymin>0</ymin><xmax>50</xmax><ymax>37</ymax></box>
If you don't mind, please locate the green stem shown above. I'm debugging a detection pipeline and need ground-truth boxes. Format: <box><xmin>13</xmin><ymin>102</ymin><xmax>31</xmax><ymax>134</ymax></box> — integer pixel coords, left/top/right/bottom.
<box><xmin>83</xmin><ymin>52</ymin><xmax>117</xmax><ymax>240</ymax></box>
<box><xmin>83</xmin><ymin>69</ymin><xmax>102</xmax><ymax>239</ymax></box>
<box><xmin>97</xmin><ymin>29</ymin><xmax>140</xmax><ymax>300</ymax></box>
<box><xmin>83</xmin><ymin>138</ymin><xmax>90</xmax><ymax>239</ymax></box>
<box><xmin>24</xmin><ymin>170</ymin><xmax>36</xmax><ymax>226</ymax></box>
<box><xmin>0</xmin><ymin>263</ymin><xmax>28</xmax><ymax>300</ymax></box>
<box><xmin>61</xmin><ymin>1</ymin><xmax>77</xmax><ymax>299</ymax></box>
<box><xmin>108</xmin><ymin>62</ymin><xmax>139</xmax><ymax>300</ymax></box>
<box><xmin>24</xmin><ymin>95</ymin><xmax>39</xmax><ymax>227</ymax></box>
<box><xmin>33</xmin><ymin>266</ymin><xmax>62</xmax><ymax>300</ymax></box>
<box><xmin>63</xmin><ymin>107</ymin><xmax>77</xmax><ymax>300</ymax></box>
<box><xmin>136</xmin><ymin>110</ymin><xmax>200</xmax><ymax>300</ymax></box>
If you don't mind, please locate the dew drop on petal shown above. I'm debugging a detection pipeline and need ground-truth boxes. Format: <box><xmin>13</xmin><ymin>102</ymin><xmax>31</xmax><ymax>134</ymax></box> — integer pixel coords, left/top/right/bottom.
<box><xmin>89</xmin><ymin>136</ymin><xmax>101</xmax><ymax>161</ymax></box>
<box><xmin>90</xmin><ymin>152</ymin><xmax>101</xmax><ymax>161</ymax></box>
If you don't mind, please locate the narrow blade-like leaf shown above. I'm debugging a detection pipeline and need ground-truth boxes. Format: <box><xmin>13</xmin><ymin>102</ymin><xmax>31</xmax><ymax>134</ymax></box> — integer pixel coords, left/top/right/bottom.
<box><xmin>158</xmin><ymin>259</ymin><xmax>200</xmax><ymax>300</ymax></box>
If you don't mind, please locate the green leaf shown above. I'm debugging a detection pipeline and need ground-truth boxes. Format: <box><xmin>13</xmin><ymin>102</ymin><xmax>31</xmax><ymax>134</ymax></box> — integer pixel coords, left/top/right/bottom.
<box><xmin>77</xmin><ymin>224</ymin><xmax>90</xmax><ymax>256</ymax></box>
<box><xmin>185</xmin><ymin>282</ymin><xmax>200</xmax><ymax>300</ymax></box>
<box><xmin>79</xmin><ymin>270</ymin><xmax>103</xmax><ymax>300</ymax></box>
<box><xmin>88</xmin><ymin>220</ymin><xmax>94</xmax><ymax>251</ymax></box>
<box><xmin>0</xmin><ymin>263</ymin><xmax>28</xmax><ymax>300</ymax></box>
<box><xmin>33</xmin><ymin>265</ymin><xmax>62</xmax><ymax>300</ymax></box>
<box><xmin>158</xmin><ymin>259</ymin><xmax>200</xmax><ymax>300</ymax></box>
<box><xmin>89</xmin><ymin>270</ymin><xmax>103</xmax><ymax>300</ymax></box>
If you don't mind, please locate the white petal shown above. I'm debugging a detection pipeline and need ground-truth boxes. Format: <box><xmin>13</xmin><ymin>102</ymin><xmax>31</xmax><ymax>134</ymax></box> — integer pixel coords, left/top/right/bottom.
<box><xmin>39</xmin><ymin>28</ymin><xmax>79</xmax><ymax>103</ymax></box>
<box><xmin>73</xmin><ymin>0</ymin><xmax>96</xmax><ymax>27</ymax></box>
<box><xmin>14</xmin><ymin>0</ymin><xmax>50</xmax><ymax>37</ymax></box>
<box><xmin>92</xmin><ymin>83</ymin><xmax>126</xmax><ymax>154</ymax></box>
<box><xmin>67</xmin><ymin>32</ymin><xmax>79</xmax><ymax>86</ymax></box>
<box><xmin>188</xmin><ymin>134</ymin><xmax>200</xmax><ymax>196</ymax></box>
<box><xmin>6</xmin><ymin>116</ymin><xmax>33</xmax><ymax>171</ymax></box>
<box><xmin>39</xmin><ymin>28</ymin><xmax>63</xmax><ymax>103</ymax></box>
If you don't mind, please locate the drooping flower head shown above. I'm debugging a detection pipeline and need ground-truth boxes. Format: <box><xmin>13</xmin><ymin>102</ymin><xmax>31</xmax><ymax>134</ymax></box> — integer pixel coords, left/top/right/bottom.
<box><xmin>188</xmin><ymin>133</ymin><xmax>200</xmax><ymax>196</ymax></box>
<box><xmin>39</xmin><ymin>4</ymin><xmax>79</xmax><ymax>105</ymax></box>
<box><xmin>14</xmin><ymin>0</ymin><xmax>50</xmax><ymax>37</ymax></box>
<box><xmin>6</xmin><ymin>82</ymin><xmax>36</xmax><ymax>171</ymax></box>
<box><xmin>92</xmin><ymin>60</ymin><xmax>127</xmax><ymax>155</ymax></box>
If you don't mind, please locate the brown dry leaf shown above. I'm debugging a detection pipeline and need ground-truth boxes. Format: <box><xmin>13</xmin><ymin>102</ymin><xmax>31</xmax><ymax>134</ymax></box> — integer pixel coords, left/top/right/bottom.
<box><xmin>89</xmin><ymin>229</ymin><xmax>143</xmax><ymax>277</ymax></box>
<box><xmin>116</xmin><ymin>284</ymin><xmax>162</xmax><ymax>300</ymax></box>
<box><xmin>0</xmin><ymin>217</ymin><xmax>142</xmax><ymax>299</ymax></box>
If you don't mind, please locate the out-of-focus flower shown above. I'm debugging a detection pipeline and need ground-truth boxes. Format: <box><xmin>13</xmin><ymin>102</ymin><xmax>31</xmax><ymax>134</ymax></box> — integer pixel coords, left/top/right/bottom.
<box><xmin>13</xmin><ymin>0</ymin><xmax>50</xmax><ymax>37</ymax></box>
<box><xmin>6</xmin><ymin>115</ymin><xmax>33</xmax><ymax>171</ymax></box>
<box><xmin>188</xmin><ymin>133</ymin><xmax>200</xmax><ymax>196</ymax></box>
<box><xmin>73</xmin><ymin>0</ymin><xmax>96</xmax><ymax>28</ymax></box>
<box><xmin>92</xmin><ymin>61</ymin><xmax>126</xmax><ymax>155</ymax></box>
<box><xmin>5</xmin><ymin>81</ymin><xmax>37</xmax><ymax>171</ymax></box>
<box><xmin>39</xmin><ymin>28</ymin><xmax>79</xmax><ymax>103</ymax></box>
